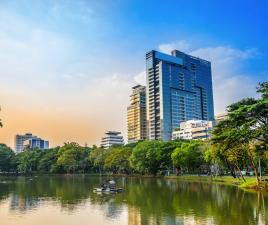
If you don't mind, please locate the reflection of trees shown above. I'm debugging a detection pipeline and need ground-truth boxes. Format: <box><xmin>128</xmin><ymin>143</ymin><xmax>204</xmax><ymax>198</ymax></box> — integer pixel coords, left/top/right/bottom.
<box><xmin>0</xmin><ymin>175</ymin><xmax>93</xmax><ymax>211</ymax></box>
<box><xmin>0</xmin><ymin>175</ymin><xmax>267</xmax><ymax>224</ymax></box>
<box><xmin>117</xmin><ymin>178</ymin><xmax>268</xmax><ymax>225</ymax></box>
<box><xmin>12</xmin><ymin>175</ymin><xmax>94</xmax><ymax>211</ymax></box>
<box><xmin>0</xmin><ymin>182</ymin><xmax>12</xmax><ymax>202</ymax></box>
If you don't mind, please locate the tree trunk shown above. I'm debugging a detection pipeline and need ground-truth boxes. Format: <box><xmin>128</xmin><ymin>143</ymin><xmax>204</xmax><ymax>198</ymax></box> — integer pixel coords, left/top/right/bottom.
<box><xmin>224</xmin><ymin>157</ymin><xmax>236</xmax><ymax>178</ymax></box>
<box><xmin>248</xmin><ymin>149</ymin><xmax>260</xmax><ymax>186</ymax></box>
<box><xmin>234</xmin><ymin>162</ymin><xmax>246</xmax><ymax>182</ymax></box>
<box><xmin>251</xmin><ymin>158</ymin><xmax>260</xmax><ymax>186</ymax></box>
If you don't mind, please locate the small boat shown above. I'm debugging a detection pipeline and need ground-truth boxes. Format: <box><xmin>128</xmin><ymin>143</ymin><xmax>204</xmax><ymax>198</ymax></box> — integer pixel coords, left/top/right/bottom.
<box><xmin>93</xmin><ymin>179</ymin><xmax>123</xmax><ymax>193</ymax></box>
<box><xmin>93</xmin><ymin>187</ymin><xmax>123</xmax><ymax>193</ymax></box>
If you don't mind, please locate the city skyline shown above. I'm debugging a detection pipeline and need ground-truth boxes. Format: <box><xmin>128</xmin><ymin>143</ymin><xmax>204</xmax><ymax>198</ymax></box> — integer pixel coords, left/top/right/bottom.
<box><xmin>0</xmin><ymin>0</ymin><xmax>267</xmax><ymax>147</ymax></box>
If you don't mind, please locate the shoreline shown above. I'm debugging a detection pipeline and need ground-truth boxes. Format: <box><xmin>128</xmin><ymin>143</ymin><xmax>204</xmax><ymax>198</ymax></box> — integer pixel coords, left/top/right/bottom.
<box><xmin>163</xmin><ymin>175</ymin><xmax>268</xmax><ymax>192</ymax></box>
<box><xmin>1</xmin><ymin>173</ymin><xmax>267</xmax><ymax>192</ymax></box>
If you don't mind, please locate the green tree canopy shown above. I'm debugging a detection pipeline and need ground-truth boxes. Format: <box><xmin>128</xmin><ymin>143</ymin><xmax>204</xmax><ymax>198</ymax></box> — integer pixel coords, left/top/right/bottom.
<box><xmin>0</xmin><ymin>144</ymin><xmax>15</xmax><ymax>172</ymax></box>
<box><xmin>16</xmin><ymin>148</ymin><xmax>43</xmax><ymax>174</ymax></box>
<box><xmin>211</xmin><ymin>82</ymin><xmax>268</xmax><ymax>185</ymax></box>
<box><xmin>57</xmin><ymin>143</ymin><xmax>89</xmax><ymax>173</ymax></box>
<box><xmin>130</xmin><ymin>140</ymin><xmax>164</xmax><ymax>175</ymax></box>
<box><xmin>38</xmin><ymin>147</ymin><xmax>60</xmax><ymax>173</ymax></box>
<box><xmin>171</xmin><ymin>141</ymin><xmax>204</xmax><ymax>173</ymax></box>
<box><xmin>104</xmin><ymin>146</ymin><xmax>132</xmax><ymax>174</ymax></box>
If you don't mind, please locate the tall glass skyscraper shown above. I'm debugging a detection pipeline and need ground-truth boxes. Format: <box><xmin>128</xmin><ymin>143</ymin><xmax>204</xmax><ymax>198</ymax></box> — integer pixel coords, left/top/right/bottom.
<box><xmin>146</xmin><ymin>49</ymin><xmax>214</xmax><ymax>141</ymax></box>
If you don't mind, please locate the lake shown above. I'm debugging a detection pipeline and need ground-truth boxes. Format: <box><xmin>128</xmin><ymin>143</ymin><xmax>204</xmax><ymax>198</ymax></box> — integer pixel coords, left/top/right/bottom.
<box><xmin>0</xmin><ymin>175</ymin><xmax>267</xmax><ymax>225</ymax></box>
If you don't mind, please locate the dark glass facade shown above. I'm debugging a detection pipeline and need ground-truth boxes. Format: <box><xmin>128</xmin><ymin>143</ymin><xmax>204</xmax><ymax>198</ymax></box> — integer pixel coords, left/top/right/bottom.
<box><xmin>146</xmin><ymin>49</ymin><xmax>214</xmax><ymax>141</ymax></box>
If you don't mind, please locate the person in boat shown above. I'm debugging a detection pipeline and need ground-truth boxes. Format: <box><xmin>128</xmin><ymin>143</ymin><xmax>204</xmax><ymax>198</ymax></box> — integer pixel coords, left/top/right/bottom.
<box><xmin>108</xmin><ymin>179</ymin><xmax>116</xmax><ymax>189</ymax></box>
<box><xmin>101</xmin><ymin>183</ymin><xmax>107</xmax><ymax>189</ymax></box>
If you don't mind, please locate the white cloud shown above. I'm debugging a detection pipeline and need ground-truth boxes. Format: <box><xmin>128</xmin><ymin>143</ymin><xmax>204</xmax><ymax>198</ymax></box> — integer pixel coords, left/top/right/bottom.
<box><xmin>158</xmin><ymin>40</ymin><xmax>259</xmax><ymax>114</ymax></box>
<box><xmin>159</xmin><ymin>40</ymin><xmax>190</xmax><ymax>54</ymax></box>
<box><xmin>0</xmin><ymin>9</ymin><xmax>132</xmax><ymax>146</ymax></box>
<box><xmin>189</xmin><ymin>46</ymin><xmax>258</xmax><ymax>113</ymax></box>
<box><xmin>134</xmin><ymin>71</ymin><xmax>146</xmax><ymax>86</ymax></box>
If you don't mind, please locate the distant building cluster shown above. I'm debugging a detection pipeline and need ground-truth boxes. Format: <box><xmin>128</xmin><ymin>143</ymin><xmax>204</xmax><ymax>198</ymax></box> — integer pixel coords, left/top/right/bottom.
<box><xmin>125</xmin><ymin>49</ymin><xmax>225</xmax><ymax>143</ymax></box>
<box><xmin>101</xmin><ymin>49</ymin><xmax>229</xmax><ymax>146</ymax></box>
<box><xmin>14</xmin><ymin>49</ymin><xmax>228</xmax><ymax>151</ymax></box>
<box><xmin>15</xmin><ymin>133</ymin><xmax>49</xmax><ymax>153</ymax></box>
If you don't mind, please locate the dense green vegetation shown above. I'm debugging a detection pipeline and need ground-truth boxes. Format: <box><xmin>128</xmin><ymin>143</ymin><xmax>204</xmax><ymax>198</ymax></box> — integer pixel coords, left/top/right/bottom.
<box><xmin>0</xmin><ymin>138</ymin><xmax>266</xmax><ymax>182</ymax></box>
<box><xmin>0</xmin><ymin>83</ymin><xmax>267</xmax><ymax>190</ymax></box>
<box><xmin>0</xmin><ymin>140</ymin><xmax>210</xmax><ymax>175</ymax></box>
<box><xmin>3</xmin><ymin>139</ymin><xmax>217</xmax><ymax>176</ymax></box>
<box><xmin>211</xmin><ymin>82</ymin><xmax>268</xmax><ymax>186</ymax></box>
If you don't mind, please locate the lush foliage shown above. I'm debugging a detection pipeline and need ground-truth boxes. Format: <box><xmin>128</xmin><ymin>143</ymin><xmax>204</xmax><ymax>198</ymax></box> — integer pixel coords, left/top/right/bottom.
<box><xmin>0</xmin><ymin>140</ymin><xmax>211</xmax><ymax>175</ymax></box>
<box><xmin>211</xmin><ymin>82</ymin><xmax>268</xmax><ymax>184</ymax></box>
<box><xmin>172</xmin><ymin>141</ymin><xmax>205</xmax><ymax>174</ymax></box>
<box><xmin>0</xmin><ymin>144</ymin><xmax>15</xmax><ymax>172</ymax></box>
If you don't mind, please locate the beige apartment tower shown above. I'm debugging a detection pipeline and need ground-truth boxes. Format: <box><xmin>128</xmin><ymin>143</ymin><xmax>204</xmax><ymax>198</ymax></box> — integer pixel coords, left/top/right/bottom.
<box><xmin>127</xmin><ymin>85</ymin><xmax>147</xmax><ymax>143</ymax></box>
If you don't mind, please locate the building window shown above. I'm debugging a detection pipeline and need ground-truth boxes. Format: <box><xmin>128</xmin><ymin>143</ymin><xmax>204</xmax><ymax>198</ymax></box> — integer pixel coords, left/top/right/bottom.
<box><xmin>178</xmin><ymin>73</ymin><xmax>184</xmax><ymax>89</ymax></box>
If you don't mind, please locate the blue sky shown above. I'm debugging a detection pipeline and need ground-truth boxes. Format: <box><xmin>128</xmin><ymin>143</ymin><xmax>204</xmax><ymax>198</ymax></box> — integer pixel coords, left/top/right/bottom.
<box><xmin>0</xmin><ymin>0</ymin><xmax>267</xmax><ymax>146</ymax></box>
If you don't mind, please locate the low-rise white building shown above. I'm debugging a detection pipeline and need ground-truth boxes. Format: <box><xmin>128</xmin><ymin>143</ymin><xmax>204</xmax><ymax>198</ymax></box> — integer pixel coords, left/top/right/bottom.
<box><xmin>172</xmin><ymin>120</ymin><xmax>214</xmax><ymax>141</ymax></box>
<box><xmin>215</xmin><ymin>112</ymin><xmax>228</xmax><ymax>124</ymax></box>
<box><xmin>100</xmin><ymin>131</ymin><xmax>124</xmax><ymax>148</ymax></box>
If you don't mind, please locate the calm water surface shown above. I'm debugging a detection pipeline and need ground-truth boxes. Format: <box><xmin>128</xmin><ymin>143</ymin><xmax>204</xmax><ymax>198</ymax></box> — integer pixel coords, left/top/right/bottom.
<box><xmin>0</xmin><ymin>175</ymin><xmax>267</xmax><ymax>225</ymax></box>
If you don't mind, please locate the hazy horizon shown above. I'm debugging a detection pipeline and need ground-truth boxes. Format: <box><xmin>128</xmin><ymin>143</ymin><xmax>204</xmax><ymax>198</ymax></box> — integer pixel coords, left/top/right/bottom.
<box><xmin>0</xmin><ymin>0</ymin><xmax>267</xmax><ymax>148</ymax></box>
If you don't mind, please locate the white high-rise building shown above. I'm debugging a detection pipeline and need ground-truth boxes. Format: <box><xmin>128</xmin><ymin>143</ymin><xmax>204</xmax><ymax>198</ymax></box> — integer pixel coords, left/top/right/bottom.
<box><xmin>172</xmin><ymin>120</ymin><xmax>214</xmax><ymax>140</ymax></box>
<box><xmin>100</xmin><ymin>131</ymin><xmax>124</xmax><ymax>149</ymax></box>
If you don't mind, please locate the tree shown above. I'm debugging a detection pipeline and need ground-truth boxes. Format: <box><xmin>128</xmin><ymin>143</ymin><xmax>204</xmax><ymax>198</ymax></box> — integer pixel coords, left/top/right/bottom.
<box><xmin>212</xmin><ymin>82</ymin><xmax>268</xmax><ymax>185</ymax></box>
<box><xmin>57</xmin><ymin>143</ymin><xmax>87</xmax><ymax>173</ymax></box>
<box><xmin>89</xmin><ymin>147</ymin><xmax>108</xmax><ymax>173</ymax></box>
<box><xmin>156</xmin><ymin>141</ymin><xmax>178</xmax><ymax>173</ymax></box>
<box><xmin>203</xmin><ymin>143</ymin><xmax>236</xmax><ymax>177</ymax></box>
<box><xmin>104</xmin><ymin>146</ymin><xmax>132</xmax><ymax>174</ymax></box>
<box><xmin>38</xmin><ymin>147</ymin><xmax>60</xmax><ymax>173</ymax></box>
<box><xmin>0</xmin><ymin>144</ymin><xmax>15</xmax><ymax>172</ymax></box>
<box><xmin>16</xmin><ymin>148</ymin><xmax>43</xmax><ymax>174</ymax></box>
<box><xmin>171</xmin><ymin>141</ymin><xmax>204</xmax><ymax>174</ymax></box>
<box><xmin>130</xmin><ymin>140</ymin><xmax>164</xmax><ymax>175</ymax></box>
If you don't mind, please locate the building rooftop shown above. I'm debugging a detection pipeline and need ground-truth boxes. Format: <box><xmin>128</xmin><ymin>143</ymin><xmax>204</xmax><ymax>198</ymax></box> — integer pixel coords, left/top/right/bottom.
<box><xmin>104</xmin><ymin>131</ymin><xmax>122</xmax><ymax>135</ymax></box>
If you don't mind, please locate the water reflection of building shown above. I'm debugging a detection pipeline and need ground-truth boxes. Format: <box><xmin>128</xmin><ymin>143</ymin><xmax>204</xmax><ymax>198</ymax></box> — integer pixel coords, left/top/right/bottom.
<box><xmin>105</xmin><ymin>201</ymin><xmax>123</xmax><ymax>219</ymax></box>
<box><xmin>128</xmin><ymin>207</ymin><xmax>141</xmax><ymax>225</ymax></box>
<box><xmin>10</xmin><ymin>194</ymin><xmax>39</xmax><ymax>212</ymax></box>
<box><xmin>127</xmin><ymin>206</ymin><xmax>216</xmax><ymax>225</ymax></box>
